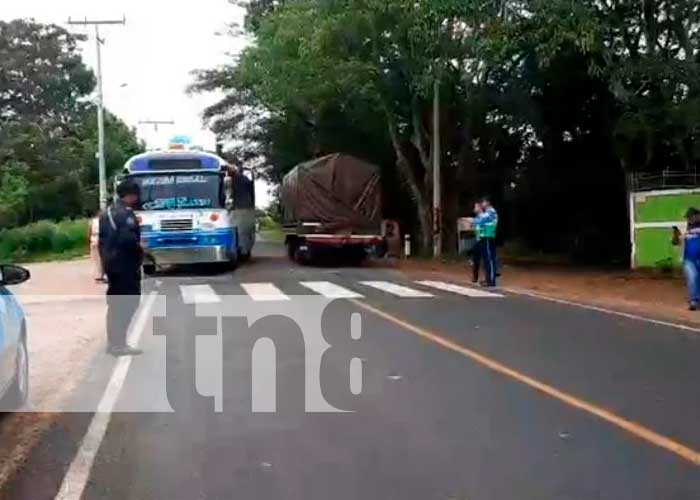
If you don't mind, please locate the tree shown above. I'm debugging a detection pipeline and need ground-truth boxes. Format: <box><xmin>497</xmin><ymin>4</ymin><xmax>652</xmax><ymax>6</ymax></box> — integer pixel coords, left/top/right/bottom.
<box><xmin>0</xmin><ymin>19</ymin><xmax>143</xmax><ymax>225</ymax></box>
<box><xmin>0</xmin><ymin>20</ymin><xmax>94</xmax><ymax>123</ymax></box>
<box><xmin>195</xmin><ymin>0</ymin><xmax>700</xmax><ymax>262</ymax></box>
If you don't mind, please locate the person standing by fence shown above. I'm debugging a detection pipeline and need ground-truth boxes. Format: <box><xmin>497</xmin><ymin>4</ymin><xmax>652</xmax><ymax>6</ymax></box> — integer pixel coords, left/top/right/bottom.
<box><xmin>475</xmin><ymin>196</ymin><xmax>499</xmax><ymax>287</ymax></box>
<box><xmin>673</xmin><ymin>207</ymin><xmax>700</xmax><ymax>311</ymax></box>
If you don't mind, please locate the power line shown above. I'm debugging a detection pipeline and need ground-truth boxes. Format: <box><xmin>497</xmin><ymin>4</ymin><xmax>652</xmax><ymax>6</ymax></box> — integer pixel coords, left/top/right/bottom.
<box><xmin>138</xmin><ymin>120</ymin><xmax>175</xmax><ymax>133</ymax></box>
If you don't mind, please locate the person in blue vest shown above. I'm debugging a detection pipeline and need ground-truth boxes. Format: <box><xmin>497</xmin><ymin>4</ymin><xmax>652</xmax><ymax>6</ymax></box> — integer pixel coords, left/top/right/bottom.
<box><xmin>474</xmin><ymin>196</ymin><xmax>499</xmax><ymax>287</ymax></box>
<box><xmin>673</xmin><ymin>207</ymin><xmax>700</xmax><ymax>310</ymax></box>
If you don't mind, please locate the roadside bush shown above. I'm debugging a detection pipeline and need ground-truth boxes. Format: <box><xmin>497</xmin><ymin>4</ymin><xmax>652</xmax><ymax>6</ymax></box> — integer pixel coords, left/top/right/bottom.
<box><xmin>258</xmin><ymin>215</ymin><xmax>278</xmax><ymax>231</ymax></box>
<box><xmin>0</xmin><ymin>218</ymin><xmax>89</xmax><ymax>262</ymax></box>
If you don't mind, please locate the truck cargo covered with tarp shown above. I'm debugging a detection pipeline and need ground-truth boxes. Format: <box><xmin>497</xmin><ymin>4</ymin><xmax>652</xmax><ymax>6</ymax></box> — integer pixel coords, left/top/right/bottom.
<box><xmin>281</xmin><ymin>154</ymin><xmax>385</xmax><ymax>264</ymax></box>
<box><xmin>281</xmin><ymin>154</ymin><xmax>382</xmax><ymax>233</ymax></box>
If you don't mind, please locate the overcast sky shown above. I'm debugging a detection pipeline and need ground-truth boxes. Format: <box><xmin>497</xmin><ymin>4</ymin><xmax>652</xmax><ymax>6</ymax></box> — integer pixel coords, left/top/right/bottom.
<box><xmin>3</xmin><ymin>0</ymin><xmax>274</xmax><ymax>207</ymax></box>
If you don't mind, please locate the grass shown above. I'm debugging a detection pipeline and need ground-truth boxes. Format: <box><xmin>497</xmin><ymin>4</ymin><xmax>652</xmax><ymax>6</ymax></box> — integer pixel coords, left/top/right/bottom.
<box><xmin>258</xmin><ymin>227</ymin><xmax>285</xmax><ymax>243</ymax></box>
<box><xmin>256</xmin><ymin>216</ymin><xmax>285</xmax><ymax>243</ymax></box>
<box><xmin>0</xmin><ymin>219</ymin><xmax>89</xmax><ymax>264</ymax></box>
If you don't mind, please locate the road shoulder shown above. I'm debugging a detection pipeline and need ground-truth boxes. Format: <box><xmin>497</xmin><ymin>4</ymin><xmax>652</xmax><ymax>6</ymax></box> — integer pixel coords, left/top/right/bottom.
<box><xmin>392</xmin><ymin>259</ymin><xmax>699</xmax><ymax>329</ymax></box>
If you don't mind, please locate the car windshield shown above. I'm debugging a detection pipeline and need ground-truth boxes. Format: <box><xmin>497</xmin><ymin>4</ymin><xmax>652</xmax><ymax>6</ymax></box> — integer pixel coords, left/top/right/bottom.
<box><xmin>130</xmin><ymin>173</ymin><xmax>223</xmax><ymax>211</ymax></box>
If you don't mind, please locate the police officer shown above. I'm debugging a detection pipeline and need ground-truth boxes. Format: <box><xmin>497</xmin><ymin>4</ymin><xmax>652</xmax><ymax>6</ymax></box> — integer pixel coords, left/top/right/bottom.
<box><xmin>99</xmin><ymin>180</ymin><xmax>144</xmax><ymax>356</ymax></box>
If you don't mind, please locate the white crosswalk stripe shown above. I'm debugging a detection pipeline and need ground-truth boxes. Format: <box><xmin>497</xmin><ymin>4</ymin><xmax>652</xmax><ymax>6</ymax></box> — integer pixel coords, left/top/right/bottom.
<box><xmin>359</xmin><ymin>281</ymin><xmax>434</xmax><ymax>298</ymax></box>
<box><xmin>299</xmin><ymin>281</ymin><xmax>364</xmax><ymax>299</ymax></box>
<box><xmin>240</xmin><ymin>282</ymin><xmax>290</xmax><ymax>301</ymax></box>
<box><xmin>415</xmin><ymin>280</ymin><xmax>504</xmax><ymax>298</ymax></box>
<box><xmin>180</xmin><ymin>284</ymin><xmax>221</xmax><ymax>304</ymax></box>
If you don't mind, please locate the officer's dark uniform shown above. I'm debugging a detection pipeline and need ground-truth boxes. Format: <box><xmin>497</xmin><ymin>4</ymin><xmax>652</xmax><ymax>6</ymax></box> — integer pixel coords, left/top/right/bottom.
<box><xmin>99</xmin><ymin>199</ymin><xmax>143</xmax><ymax>350</ymax></box>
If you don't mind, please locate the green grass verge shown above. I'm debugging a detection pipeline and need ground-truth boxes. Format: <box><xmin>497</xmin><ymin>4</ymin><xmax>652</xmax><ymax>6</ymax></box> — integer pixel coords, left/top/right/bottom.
<box><xmin>0</xmin><ymin>219</ymin><xmax>89</xmax><ymax>263</ymax></box>
<box><xmin>258</xmin><ymin>227</ymin><xmax>285</xmax><ymax>243</ymax></box>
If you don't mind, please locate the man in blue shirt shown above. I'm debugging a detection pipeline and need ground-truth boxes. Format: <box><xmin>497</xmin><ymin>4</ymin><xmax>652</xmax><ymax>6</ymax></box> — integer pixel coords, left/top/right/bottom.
<box><xmin>674</xmin><ymin>207</ymin><xmax>700</xmax><ymax>310</ymax></box>
<box><xmin>474</xmin><ymin>196</ymin><xmax>498</xmax><ymax>287</ymax></box>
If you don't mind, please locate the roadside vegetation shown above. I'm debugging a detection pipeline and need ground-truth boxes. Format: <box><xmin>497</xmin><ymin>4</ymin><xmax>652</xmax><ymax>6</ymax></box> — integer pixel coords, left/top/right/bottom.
<box><xmin>0</xmin><ymin>219</ymin><xmax>89</xmax><ymax>263</ymax></box>
<box><xmin>0</xmin><ymin>20</ymin><xmax>143</xmax><ymax>231</ymax></box>
<box><xmin>257</xmin><ymin>211</ymin><xmax>284</xmax><ymax>242</ymax></box>
<box><xmin>0</xmin><ymin>20</ymin><xmax>142</xmax><ymax>264</ymax></box>
<box><xmin>192</xmin><ymin>0</ymin><xmax>700</xmax><ymax>265</ymax></box>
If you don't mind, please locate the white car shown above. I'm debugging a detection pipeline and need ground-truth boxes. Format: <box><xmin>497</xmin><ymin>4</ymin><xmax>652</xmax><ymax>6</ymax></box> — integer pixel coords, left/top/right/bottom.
<box><xmin>0</xmin><ymin>264</ymin><xmax>30</xmax><ymax>410</ymax></box>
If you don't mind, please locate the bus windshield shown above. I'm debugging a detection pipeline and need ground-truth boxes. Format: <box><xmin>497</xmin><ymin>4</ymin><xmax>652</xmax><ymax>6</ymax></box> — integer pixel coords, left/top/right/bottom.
<box><xmin>130</xmin><ymin>173</ymin><xmax>224</xmax><ymax>211</ymax></box>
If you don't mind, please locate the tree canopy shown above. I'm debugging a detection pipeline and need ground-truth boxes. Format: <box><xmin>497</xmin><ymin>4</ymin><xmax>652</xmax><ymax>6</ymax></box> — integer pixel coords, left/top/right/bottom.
<box><xmin>0</xmin><ymin>19</ymin><xmax>143</xmax><ymax>227</ymax></box>
<box><xmin>194</xmin><ymin>0</ymin><xmax>700</xmax><ymax>261</ymax></box>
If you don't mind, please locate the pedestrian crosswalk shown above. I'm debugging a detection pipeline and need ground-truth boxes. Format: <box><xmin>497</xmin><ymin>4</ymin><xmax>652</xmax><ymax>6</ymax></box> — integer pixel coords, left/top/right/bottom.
<box><xmin>240</xmin><ymin>283</ymin><xmax>290</xmax><ymax>302</ymax></box>
<box><xmin>180</xmin><ymin>284</ymin><xmax>222</xmax><ymax>304</ymax></box>
<box><xmin>299</xmin><ymin>281</ymin><xmax>364</xmax><ymax>299</ymax></box>
<box><xmin>178</xmin><ymin>279</ymin><xmax>504</xmax><ymax>304</ymax></box>
<box><xmin>359</xmin><ymin>281</ymin><xmax>434</xmax><ymax>298</ymax></box>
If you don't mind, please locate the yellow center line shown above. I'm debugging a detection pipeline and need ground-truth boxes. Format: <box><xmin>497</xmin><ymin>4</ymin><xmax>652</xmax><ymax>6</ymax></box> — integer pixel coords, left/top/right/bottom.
<box><xmin>351</xmin><ymin>299</ymin><xmax>700</xmax><ymax>466</ymax></box>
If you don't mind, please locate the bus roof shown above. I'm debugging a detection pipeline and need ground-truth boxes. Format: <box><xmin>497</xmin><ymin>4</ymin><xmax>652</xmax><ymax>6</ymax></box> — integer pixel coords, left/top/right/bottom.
<box><xmin>124</xmin><ymin>150</ymin><xmax>230</xmax><ymax>174</ymax></box>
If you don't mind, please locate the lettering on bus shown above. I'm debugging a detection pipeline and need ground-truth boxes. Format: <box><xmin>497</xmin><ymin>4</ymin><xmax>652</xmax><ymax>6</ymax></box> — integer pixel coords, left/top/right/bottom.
<box><xmin>142</xmin><ymin>197</ymin><xmax>213</xmax><ymax>210</ymax></box>
<box><xmin>141</xmin><ymin>175</ymin><xmax>209</xmax><ymax>187</ymax></box>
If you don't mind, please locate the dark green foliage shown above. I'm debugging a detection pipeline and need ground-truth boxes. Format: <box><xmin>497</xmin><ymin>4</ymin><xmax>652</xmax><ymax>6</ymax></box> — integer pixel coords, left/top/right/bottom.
<box><xmin>196</xmin><ymin>0</ymin><xmax>700</xmax><ymax>263</ymax></box>
<box><xmin>0</xmin><ymin>219</ymin><xmax>88</xmax><ymax>262</ymax></box>
<box><xmin>0</xmin><ymin>19</ymin><xmax>143</xmax><ymax>229</ymax></box>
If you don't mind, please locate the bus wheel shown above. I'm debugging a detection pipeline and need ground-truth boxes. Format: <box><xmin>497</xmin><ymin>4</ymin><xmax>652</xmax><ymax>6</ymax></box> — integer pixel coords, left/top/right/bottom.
<box><xmin>239</xmin><ymin>251</ymin><xmax>251</xmax><ymax>263</ymax></box>
<box><xmin>143</xmin><ymin>264</ymin><xmax>156</xmax><ymax>276</ymax></box>
<box><xmin>227</xmin><ymin>253</ymin><xmax>238</xmax><ymax>271</ymax></box>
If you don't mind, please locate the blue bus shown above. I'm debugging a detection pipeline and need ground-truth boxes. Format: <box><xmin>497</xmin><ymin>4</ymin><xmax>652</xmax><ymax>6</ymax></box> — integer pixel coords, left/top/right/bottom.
<box><xmin>121</xmin><ymin>147</ymin><xmax>256</xmax><ymax>274</ymax></box>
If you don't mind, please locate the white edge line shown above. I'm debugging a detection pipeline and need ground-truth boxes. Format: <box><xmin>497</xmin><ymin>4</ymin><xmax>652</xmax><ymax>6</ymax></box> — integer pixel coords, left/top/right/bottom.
<box><xmin>502</xmin><ymin>286</ymin><xmax>700</xmax><ymax>334</ymax></box>
<box><xmin>55</xmin><ymin>291</ymin><xmax>158</xmax><ymax>500</ymax></box>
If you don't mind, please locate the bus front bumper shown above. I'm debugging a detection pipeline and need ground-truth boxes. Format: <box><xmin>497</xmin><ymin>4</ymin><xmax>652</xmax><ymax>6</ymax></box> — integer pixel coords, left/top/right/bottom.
<box><xmin>146</xmin><ymin>246</ymin><xmax>232</xmax><ymax>265</ymax></box>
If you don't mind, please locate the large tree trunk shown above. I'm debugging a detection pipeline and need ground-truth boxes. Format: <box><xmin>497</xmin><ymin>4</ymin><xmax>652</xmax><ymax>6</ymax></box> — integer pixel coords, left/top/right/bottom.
<box><xmin>386</xmin><ymin>112</ymin><xmax>432</xmax><ymax>252</ymax></box>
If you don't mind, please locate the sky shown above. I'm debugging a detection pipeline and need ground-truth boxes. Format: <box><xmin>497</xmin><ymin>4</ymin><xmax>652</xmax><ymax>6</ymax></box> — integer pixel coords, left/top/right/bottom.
<box><xmin>2</xmin><ymin>0</ymin><xmax>273</xmax><ymax>208</ymax></box>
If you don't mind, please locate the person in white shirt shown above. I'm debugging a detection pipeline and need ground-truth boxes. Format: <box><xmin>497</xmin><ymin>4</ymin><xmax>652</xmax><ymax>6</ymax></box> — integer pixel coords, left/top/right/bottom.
<box><xmin>89</xmin><ymin>213</ymin><xmax>105</xmax><ymax>282</ymax></box>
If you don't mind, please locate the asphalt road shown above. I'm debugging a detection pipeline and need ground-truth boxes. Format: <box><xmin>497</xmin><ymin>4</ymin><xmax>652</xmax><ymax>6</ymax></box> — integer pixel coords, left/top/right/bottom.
<box><xmin>4</xmin><ymin>240</ymin><xmax>700</xmax><ymax>499</ymax></box>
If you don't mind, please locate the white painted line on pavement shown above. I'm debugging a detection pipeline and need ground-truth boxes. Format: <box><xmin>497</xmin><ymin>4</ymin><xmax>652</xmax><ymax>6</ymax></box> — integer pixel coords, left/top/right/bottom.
<box><xmin>503</xmin><ymin>286</ymin><xmax>700</xmax><ymax>334</ymax></box>
<box><xmin>180</xmin><ymin>284</ymin><xmax>221</xmax><ymax>304</ymax></box>
<box><xmin>299</xmin><ymin>281</ymin><xmax>364</xmax><ymax>299</ymax></box>
<box><xmin>360</xmin><ymin>281</ymin><xmax>434</xmax><ymax>298</ymax></box>
<box><xmin>55</xmin><ymin>291</ymin><xmax>158</xmax><ymax>500</ymax></box>
<box><xmin>241</xmin><ymin>283</ymin><xmax>290</xmax><ymax>302</ymax></box>
<box><xmin>416</xmin><ymin>280</ymin><xmax>504</xmax><ymax>298</ymax></box>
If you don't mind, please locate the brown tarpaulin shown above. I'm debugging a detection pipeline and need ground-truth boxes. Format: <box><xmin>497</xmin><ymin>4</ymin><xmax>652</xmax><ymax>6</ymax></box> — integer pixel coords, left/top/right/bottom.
<box><xmin>281</xmin><ymin>154</ymin><xmax>382</xmax><ymax>232</ymax></box>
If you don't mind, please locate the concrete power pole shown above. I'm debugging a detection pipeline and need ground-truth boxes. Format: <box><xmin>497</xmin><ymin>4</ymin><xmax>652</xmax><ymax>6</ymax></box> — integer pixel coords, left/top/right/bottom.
<box><xmin>67</xmin><ymin>17</ymin><xmax>125</xmax><ymax>210</ymax></box>
<box><xmin>432</xmin><ymin>76</ymin><xmax>442</xmax><ymax>258</ymax></box>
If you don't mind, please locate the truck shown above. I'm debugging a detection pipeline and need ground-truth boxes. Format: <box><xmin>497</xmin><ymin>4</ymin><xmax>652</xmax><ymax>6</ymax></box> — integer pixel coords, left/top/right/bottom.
<box><xmin>280</xmin><ymin>153</ymin><xmax>386</xmax><ymax>264</ymax></box>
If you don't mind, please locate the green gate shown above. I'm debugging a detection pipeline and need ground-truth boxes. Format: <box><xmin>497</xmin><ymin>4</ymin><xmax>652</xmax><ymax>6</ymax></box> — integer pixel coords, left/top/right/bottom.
<box><xmin>631</xmin><ymin>188</ymin><xmax>700</xmax><ymax>268</ymax></box>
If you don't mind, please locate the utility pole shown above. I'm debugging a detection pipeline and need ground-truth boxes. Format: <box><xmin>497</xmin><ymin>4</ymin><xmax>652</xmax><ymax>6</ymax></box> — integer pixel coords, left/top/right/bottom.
<box><xmin>138</xmin><ymin>120</ymin><xmax>175</xmax><ymax>133</ymax></box>
<box><xmin>432</xmin><ymin>76</ymin><xmax>442</xmax><ymax>258</ymax></box>
<box><xmin>67</xmin><ymin>16</ymin><xmax>126</xmax><ymax>210</ymax></box>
